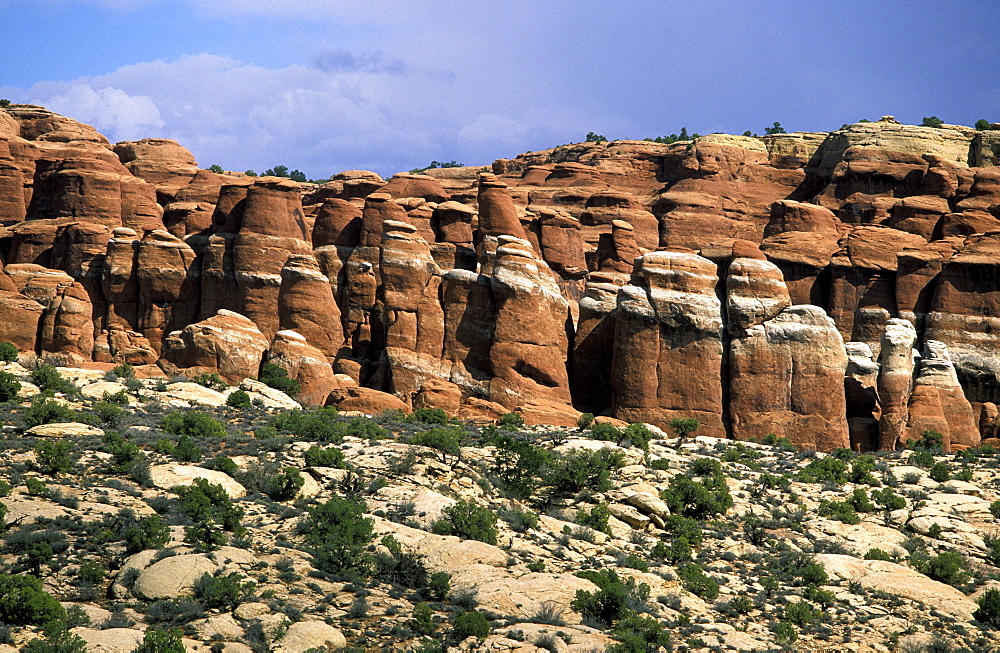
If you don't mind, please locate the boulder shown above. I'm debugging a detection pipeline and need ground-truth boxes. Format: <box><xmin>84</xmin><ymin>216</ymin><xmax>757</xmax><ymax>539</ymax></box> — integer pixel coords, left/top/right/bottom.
<box><xmin>161</xmin><ymin>310</ymin><xmax>268</xmax><ymax>384</ymax></box>
<box><xmin>131</xmin><ymin>553</ymin><xmax>219</xmax><ymax>600</ymax></box>
<box><xmin>274</xmin><ymin>621</ymin><xmax>347</xmax><ymax>653</ymax></box>
<box><xmin>266</xmin><ymin>330</ymin><xmax>337</xmax><ymax>407</ymax></box>
<box><xmin>148</xmin><ymin>464</ymin><xmax>247</xmax><ymax>498</ymax></box>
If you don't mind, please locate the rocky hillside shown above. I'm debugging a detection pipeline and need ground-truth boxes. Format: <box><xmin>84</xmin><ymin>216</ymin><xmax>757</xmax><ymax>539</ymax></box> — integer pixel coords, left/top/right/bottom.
<box><xmin>2</xmin><ymin>105</ymin><xmax>1000</xmax><ymax>453</ymax></box>
<box><xmin>1</xmin><ymin>360</ymin><xmax>1000</xmax><ymax>651</ymax></box>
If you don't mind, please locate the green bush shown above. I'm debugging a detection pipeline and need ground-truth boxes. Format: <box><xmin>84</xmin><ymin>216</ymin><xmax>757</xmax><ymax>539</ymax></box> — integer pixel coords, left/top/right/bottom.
<box><xmin>847</xmin><ymin>488</ymin><xmax>874</xmax><ymax>513</ymax></box>
<box><xmin>677</xmin><ymin>563</ymin><xmax>719</xmax><ymax>601</ymax></box>
<box><xmin>974</xmin><ymin>588</ymin><xmax>1000</xmax><ymax>626</ymax></box>
<box><xmin>608</xmin><ymin>613</ymin><xmax>670</xmax><ymax>653</ymax></box>
<box><xmin>798</xmin><ymin>456</ymin><xmax>848</xmax><ymax>483</ymax></box>
<box><xmin>24</xmin><ymin>627</ymin><xmax>87</xmax><ymax>653</ymax></box>
<box><xmin>29</xmin><ymin>363</ymin><xmax>77</xmax><ymax>394</ymax></box>
<box><xmin>34</xmin><ymin>439</ymin><xmax>74</xmax><ymax>476</ymax></box>
<box><xmin>110</xmin><ymin>363</ymin><xmax>135</xmax><ymax>379</ymax></box>
<box><xmin>488</xmin><ymin>434</ymin><xmax>553</xmax><ymax>500</ymax></box>
<box><xmin>161</xmin><ymin>411</ymin><xmax>226</xmax><ymax>439</ymax></box>
<box><xmin>409</xmin><ymin>427</ymin><xmax>464</xmax><ymax>462</ymax></box>
<box><xmin>191</xmin><ymin>372</ymin><xmax>227</xmax><ymax>391</ymax></box>
<box><xmin>226</xmin><ymin>389</ymin><xmax>251</xmax><ymax>408</ymax></box>
<box><xmin>429</xmin><ymin>571</ymin><xmax>451</xmax><ymax>601</ymax></box>
<box><xmin>991</xmin><ymin>500</ymin><xmax>1000</xmax><ymax>520</ymax></box>
<box><xmin>498</xmin><ymin>412</ymin><xmax>524</xmax><ymax>429</ymax></box>
<box><xmin>976</xmin><ymin>119</ymin><xmax>993</xmax><ymax>131</ymax></box>
<box><xmin>660</xmin><ymin>461</ymin><xmax>732</xmax><ymax>519</ymax></box>
<box><xmin>242</xmin><ymin>463</ymin><xmax>303</xmax><ymax>501</ymax></box>
<box><xmin>577</xmin><ymin>413</ymin><xmax>595</xmax><ymax>429</ymax></box>
<box><xmin>193</xmin><ymin>570</ymin><xmax>255</xmax><ymax>610</ymax></box>
<box><xmin>0</xmin><ymin>573</ymin><xmax>65</xmax><ymax>625</ymax></box>
<box><xmin>172</xmin><ymin>434</ymin><xmax>203</xmax><ymax>462</ymax></box>
<box><xmin>433</xmin><ymin>500</ymin><xmax>498</xmax><ymax>545</ymax></box>
<box><xmin>405</xmin><ymin>407</ymin><xmax>448</xmax><ymax>425</ymax></box>
<box><xmin>270</xmin><ymin>409</ymin><xmax>385</xmax><ymax>443</ymax></box>
<box><xmin>909</xmin><ymin>450</ymin><xmax>935</xmax><ymax>468</ymax></box>
<box><xmin>922</xmin><ymin>116</ymin><xmax>944</xmax><ymax>128</ymax></box>
<box><xmin>209</xmin><ymin>455</ymin><xmax>238</xmax><ymax>476</ymax></box>
<box><xmin>452</xmin><ymin>610</ymin><xmax>490</xmax><ymax>640</ymax></box>
<box><xmin>591</xmin><ymin>422</ymin><xmax>620</xmax><ymax>442</ymax></box>
<box><xmin>864</xmin><ymin>548</ymin><xmax>893</xmax><ymax>561</ymax></box>
<box><xmin>0</xmin><ymin>370</ymin><xmax>21</xmax><ymax>401</ymax></box>
<box><xmin>133</xmin><ymin>626</ymin><xmax>185</xmax><ymax>653</ymax></box>
<box><xmin>0</xmin><ymin>341</ymin><xmax>18</xmax><ymax>362</ymax></box>
<box><xmin>585</xmin><ymin>132</ymin><xmax>608</xmax><ymax>143</ymax></box>
<box><xmin>542</xmin><ymin>448</ymin><xmax>624</xmax><ymax>500</ymax></box>
<box><xmin>911</xmin><ymin>549</ymin><xmax>968</xmax><ymax>587</ymax></box>
<box><xmin>818</xmin><ymin>500</ymin><xmax>860</xmax><ymax>525</ymax></box>
<box><xmin>22</xmin><ymin>397</ymin><xmax>75</xmax><ymax>428</ymax></box>
<box><xmin>409</xmin><ymin>602</ymin><xmax>435</xmax><ymax>635</ymax></box>
<box><xmin>259</xmin><ymin>362</ymin><xmax>301</xmax><ymax>396</ymax></box>
<box><xmin>174</xmin><ymin>478</ymin><xmax>246</xmax><ymax>550</ymax></box>
<box><xmin>667</xmin><ymin>417</ymin><xmax>699</xmax><ymax>442</ymax></box>
<box><xmin>76</xmin><ymin>560</ymin><xmax>105</xmax><ymax>585</ymax></box>
<box><xmin>572</xmin><ymin>569</ymin><xmax>649</xmax><ymax>628</ymax></box>
<box><xmin>374</xmin><ymin>534</ymin><xmax>429</xmax><ymax>589</ymax></box>
<box><xmin>871</xmin><ymin>487</ymin><xmax>906</xmax><ymax>512</ymax></box>
<box><xmin>783</xmin><ymin>600</ymin><xmax>816</xmax><ymax>626</ymax></box>
<box><xmin>114</xmin><ymin>511</ymin><xmax>170</xmax><ymax>554</ymax></box>
<box><xmin>303</xmin><ymin>495</ymin><xmax>374</xmax><ymax>577</ymax></box>
<box><xmin>304</xmin><ymin>445</ymin><xmax>345</xmax><ymax>468</ymax></box>
<box><xmin>929</xmin><ymin>462</ymin><xmax>951</xmax><ymax>483</ymax></box>
<box><xmin>93</xmin><ymin>401</ymin><xmax>125</xmax><ymax>425</ymax></box>
<box><xmin>576</xmin><ymin>503</ymin><xmax>611</xmax><ymax>535</ymax></box>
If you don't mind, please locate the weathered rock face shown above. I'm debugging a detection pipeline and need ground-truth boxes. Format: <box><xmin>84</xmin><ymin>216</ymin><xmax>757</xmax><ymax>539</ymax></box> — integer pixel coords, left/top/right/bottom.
<box><xmin>161</xmin><ymin>310</ymin><xmax>268</xmax><ymax>383</ymax></box>
<box><xmin>4</xmin><ymin>104</ymin><xmax>1000</xmax><ymax>446</ymax></box>
<box><xmin>729</xmin><ymin>305</ymin><xmax>849</xmax><ymax>451</ymax></box>
<box><xmin>611</xmin><ymin>250</ymin><xmax>725</xmax><ymax>436</ymax></box>
<box><xmin>267</xmin><ymin>330</ymin><xmax>338</xmax><ymax>407</ymax></box>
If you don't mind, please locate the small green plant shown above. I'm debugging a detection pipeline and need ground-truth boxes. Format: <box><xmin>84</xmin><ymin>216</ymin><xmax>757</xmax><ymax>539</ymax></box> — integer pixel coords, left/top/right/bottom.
<box><xmin>405</xmin><ymin>407</ymin><xmax>448</xmax><ymax>425</ymax></box>
<box><xmin>22</xmin><ymin>397</ymin><xmax>76</xmax><ymax>428</ymax></box>
<box><xmin>0</xmin><ymin>342</ymin><xmax>17</xmax><ymax>362</ymax></box>
<box><xmin>585</xmin><ymin>132</ymin><xmax>608</xmax><ymax>143</ymax></box>
<box><xmin>29</xmin><ymin>362</ymin><xmax>78</xmax><ymax>394</ymax></box>
<box><xmin>259</xmin><ymin>363</ymin><xmax>300</xmax><ymax>396</ymax></box>
<box><xmin>117</xmin><ymin>512</ymin><xmax>171</xmax><ymax>553</ymax></box>
<box><xmin>76</xmin><ymin>560</ymin><xmax>105</xmax><ymax>586</ymax></box>
<box><xmin>161</xmin><ymin>410</ymin><xmax>226</xmax><ymax>439</ymax></box>
<box><xmin>864</xmin><ymin>547</ymin><xmax>893</xmax><ymax>561</ymax></box>
<box><xmin>93</xmin><ymin>401</ymin><xmax>125</xmax><ymax>425</ymax></box>
<box><xmin>576</xmin><ymin>502</ymin><xmax>612</xmax><ymax>535</ymax></box>
<box><xmin>667</xmin><ymin>417</ymin><xmax>699</xmax><ymax>446</ymax></box>
<box><xmin>765</xmin><ymin>121</ymin><xmax>787</xmax><ymax>134</ymax></box>
<box><xmin>191</xmin><ymin>372</ymin><xmax>227</xmax><ymax>391</ymax></box>
<box><xmin>34</xmin><ymin>439</ymin><xmax>74</xmax><ymax>476</ymax></box>
<box><xmin>133</xmin><ymin>626</ymin><xmax>185</xmax><ymax>653</ymax></box>
<box><xmin>974</xmin><ymin>588</ymin><xmax>1000</xmax><ymax>626</ymax></box>
<box><xmin>929</xmin><ymin>462</ymin><xmax>951</xmax><ymax>483</ymax></box>
<box><xmin>577</xmin><ymin>413</ymin><xmax>595</xmax><ymax>430</ymax></box>
<box><xmin>498</xmin><ymin>412</ymin><xmax>524</xmax><ymax>429</ymax></box>
<box><xmin>226</xmin><ymin>389</ymin><xmax>251</xmax><ymax>408</ymax></box>
<box><xmin>818</xmin><ymin>500</ymin><xmax>860</xmax><ymax>525</ymax></box>
<box><xmin>452</xmin><ymin>610</ymin><xmax>490</xmax><ymax>640</ymax></box>
<box><xmin>409</xmin><ymin>427</ymin><xmax>464</xmax><ymax>463</ymax></box>
<box><xmin>976</xmin><ymin>119</ymin><xmax>993</xmax><ymax>130</ymax></box>
<box><xmin>409</xmin><ymin>602</ymin><xmax>435</xmax><ymax>635</ymax></box>
<box><xmin>174</xmin><ymin>478</ymin><xmax>246</xmax><ymax>550</ymax></box>
<box><xmin>429</xmin><ymin>571</ymin><xmax>451</xmax><ymax>601</ymax></box>
<box><xmin>303</xmin><ymin>445</ymin><xmax>345</xmax><ymax>468</ymax></box>
<box><xmin>302</xmin><ymin>495</ymin><xmax>375</xmax><ymax>578</ymax></box>
<box><xmin>433</xmin><ymin>500</ymin><xmax>498</xmax><ymax>545</ymax></box>
<box><xmin>571</xmin><ymin>569</ymin><xmax>649</xmax><ymax>628</ymax></box>
<box><xmin>0</xmin><ymin>370</ymin><xmax>21</xmax><ymax>402</ymax></box>
<box><xmin>677</xmin><ymin>563</ymin><xmax>719</xmax><ymax>601</ymax></box>
<box><xmin>922</xmin><ymin>116</ymin><xmax>944</xmax><ymax>128</ymax></box>
<box><xmin>193</xmin><ymin>570</ymin><xmax>255</xmax><ymax>610</ymax></box>
<box><xmin>0</xmin><ymin>573</ymin><xmax>66</xmax><ymax>625</ymax></box>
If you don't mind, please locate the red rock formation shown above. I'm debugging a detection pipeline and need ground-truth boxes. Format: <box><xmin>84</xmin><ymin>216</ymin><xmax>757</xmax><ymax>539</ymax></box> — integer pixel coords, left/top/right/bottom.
<box><xmin>161</xmin><ymin>309</ymin><xmax>268</xmax><ymax>383</ymax></box>
<box><xmin>611</xmin><ymin>250</ymin><xmax>725</xmax><ymax>436</ymax></box>
<box><xmin>277</xmin><ymin>254</ymin><xmax>343</xmax><ymax>357</ymax></box>
<box><xmin>877</xmin><ymin>319</ymin><xmax>918</xmax><ymax>450</ymax></box>
<box><xmin>267</xmin><ymin>330</ymin><xmax>338</xmax><ymax>407</ymax></box>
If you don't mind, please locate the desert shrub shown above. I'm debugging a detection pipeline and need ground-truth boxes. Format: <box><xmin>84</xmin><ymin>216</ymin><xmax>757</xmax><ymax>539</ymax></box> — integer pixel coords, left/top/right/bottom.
<box><xmin>208</xmin><ymin>455</ymin><xmax>238</xmax><ymax>476</ymax></box>
<box><xmin>572</xmin><ymin>569</ymin><xmax>649</xmax><ymax>628</ymax></box>
<box><xmin>872</xmin><ymin>487</ymin><xmax>906</xmax><ymax>511</ymax></box>
<box><xmin>577</xmin><ymin>413</ymin><xmax>595</xmax><ymax>429</ymax></box>
<box><xmin>667</xmin><ymin>417</ymin><xmax>699</xmax><ymax>442</ymax></box>
<box><xmin>374</xmin><ymin>534</ymin><xmax>428</xmax><ymax>589</ymax></box>
<box><xmin>0</xmin><ymin>371</ymin><xmax>21</xmax><ymax>402</ymax></box>
<box><xmin>113</xmin><ymin>510</ymin><xmax>170</xmax><ymax>554</ymax></box>
<box><xmin>864</xmin><ymin>548</ymin><xmax>893</xmax><ymax>561</ymax></box>
<box><xmin>271</xmin><ymin>408</ymin><xmax>384</xmax><ymax>443</ymax></box>
<box><xmin>133</xmin><ymin>626</ymin><xmax>185</xmax><ymax>653</ymax></box>
<box><xmin>93</xmin><ymin>401</ymin><xmax>124</xmax><ymax>426</ymax></box>
<box><xmin>542</xmin><ymin>448</ymin><xmax>624</xmax><ymax>500</ymax></box>
<box><xmin>429</xmin><ymin>571</ymin><xmax>451</xmax><ymax>601</ymax></box>
<box><xmin>677</xmin><ymin>563</ymin><xmax>719</xmax><ymax>601</ymax></box>
<box><xmin>303</xmin><ymin>445</ymin><xmax>344</xmax><ymax>468</ymax></box>
<box><xmin>409</xmin><ymin>602</ymin><xmax>435</xmax><ymax>635</ymax></box>
<box><xmin>409</xmin><ymin>427</ymin><xmax>464</xmax><ymax>462</ymax></box>
<box><xmin>193</xmin><ymin>570</ymin><xmax>255</xmax><ymax>611</ymax></box>
<box><xmin>488</xmin><ymin>434</ymin><xmax>553</xmax><ymax>500</ymax></box>
<box><xmin>498</xmin><ymin>412</ymin><xmax>524</xmax><ymax>429</ymax></box>
<box><xmin>110</xmin><ymin>363</ymin><xmax>135</xmax><ymax>379</ymax></box>
<box><xmin>22</xmin><ymin>397</ymin><xmax>75</xmax><ymax>428</ymax></box>
<box><xmin>847</xmin><ymin>488</ymin><xmax>874</xmax><ymax>513</ymax></box>
<box><xmin>433</xmin><ymin>500</ymin><xmax>497</xmax><ymax>544</ymax></box>
<box><xmin>798</xmin><ymin>456</ymin><xmax>848</xmax><ymax>484</ymax></box>
<box><xmin>607</xmin><ymin>613</ymin><xmax>670</xmax><ymax>653</ymax></box>
<box><xmin>974</xmin><ymin>588</ymin><xmax>1000</xmax><ymax>626</ymax></box>
<box><xmin>34</xmin><ymin>440</ymin><xmax>74</xmax><ymax>476</ymax></box>
<box><xmin>191</xmin><ymin>373</ymin><xmax>227</xmax><ymax>391</ymax></box>
<box><xmin>241</xmin><ymin>462</ymin><xmax>303</xmax><ymax>501</ymax></box>
<box><xmin>23</xmin><ymin>627</ymin><xmax>87</xmax><ymax>653</ymax></box>
<box><xmin>929</xmin><ymin>462</ymin><xmax>951</xmax><ymax>483</ymax></box>
<box><xmin>174</xmin><ymin>479</ymin><xmax>246</xmax><ymax>550</ymax></box>
<box><xmin>76</xmin><ymin>561</ymin><xmax>105</xmax><ymax>586</ymax></box>
<box><xmin>0</xmin><ymin>573</ymin><xmax>65</xmax><ymax>625</ymax></box>
<box><xmin>911</xmin><ymin>550</ymin><xmax>968</xmax><ymax>587</ymax></box>
<box><xmin>576</xmin><ymin>503</ymin><xmax>611</xmax><ymax>535</ymax></box>
<box><xmin>660</xmin><ymin>460</ymin><xmax>732</xmax><ymax>519</ymax></box>
<box><xmin>259</xmin><ymin>363</ymin><xmax>300</xmax><ymax>396</ymax></box>
<box><xmin>0</xmin><ymin>342</ymin><xmax>18</xmax><ymax>362</ymax></box>
<box><xmin>226</xmin><ymin>390</ymin><xmax>251</xmax><ymax>408</ymax></box>
<box><xmin>591</xmin><ymin>422</ymin><xmax>620</xmax><ymax>442</ymax></box>
<box><xmin>818</xmin><ymin>500</ymin><xmax>859</xmax><ymax>525</ymax></box>
<box><xmin>161</xmin><ymin>411</ymin><xmax>226</xmax><ymax>439</ymax></box>
<box><xmin>303</xmin><ymin>495</ymin><xmax>374</xmax><ymax>578</ymax></box>
<box><xmin>452</xmin><ymin>610</ymin><xmax>490</xmax><ymax>640</ymax></box>
<box><xmin>499</xmin><ymin>506</ymin><xmax>538</xmax><ymax>533</ymax></box>
<box><xmin>922</xmin><ymin>116</ymin><xmax>944</xmax><ymax>128</ymax></box>
<box><xmin>909</xmin><ymin>450</ymin><xmax>935</xmax><ymax>468</ymax></box>
<box><xmin>405</xmin><ymin>408</ymin><xmax>448</xmax><ymax>425</ymax></box>
<box><xmin>29</xmin><ymin>363</ymin><xmax>77</xmax><ymax>395</ymax></box>
<box><xmin>172</xmin><ymin>435</ymin><xmax>203</xmax><ymax>463</ymax></box>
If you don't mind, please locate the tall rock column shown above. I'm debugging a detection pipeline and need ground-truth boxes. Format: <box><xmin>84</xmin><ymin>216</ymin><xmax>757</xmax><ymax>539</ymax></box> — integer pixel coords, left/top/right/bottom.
<box><xmin>904</xmin><ymin>340</ymin><xmax>980</xmax><ymax>451</ymax></box>
<box><xmin>611</xmin><ymin>250</ymin><xmax>725</xmax><ymax>436</ymax></box>
<box><xmin>876</xmin><ymin>319</ymin><xmax>918</xmax><ymax>450</ymax></box>
<box><xmin>136</xmin><ymin>230</ymin><xmax>199</xmax><ymax>353</ymax></box>
<box><xmin>277</xmin><ymin>254</ymin><xmax>343</xmax><ymax>358</ymax></box>
<box><xmin>232</xmin><ymin>178</ymin><xmax>311</xmax><ymax>340</ymax></box>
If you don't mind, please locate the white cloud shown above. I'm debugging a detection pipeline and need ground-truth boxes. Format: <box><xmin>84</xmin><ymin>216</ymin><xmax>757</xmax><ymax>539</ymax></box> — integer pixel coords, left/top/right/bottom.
<box><xmin>6</xmin><ymin>52</ymin><xmax>606</xmax><ymax>177</ymax></box>
<box><xmin>38</xmin><ymin>85</ymin><xmax>163</xmax><ymax>141</ymax></box>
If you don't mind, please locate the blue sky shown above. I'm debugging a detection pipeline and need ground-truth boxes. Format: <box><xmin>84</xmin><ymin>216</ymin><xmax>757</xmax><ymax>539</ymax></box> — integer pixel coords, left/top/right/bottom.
<box><xmin>1</xmin><ymin>0</ymin><xmax>997</xmax><ymax>179</ymax></box>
